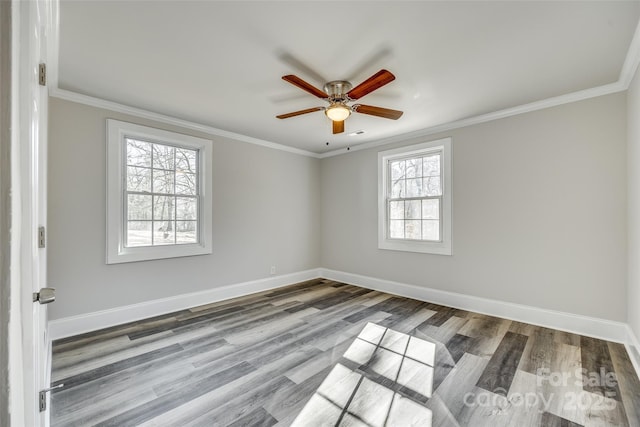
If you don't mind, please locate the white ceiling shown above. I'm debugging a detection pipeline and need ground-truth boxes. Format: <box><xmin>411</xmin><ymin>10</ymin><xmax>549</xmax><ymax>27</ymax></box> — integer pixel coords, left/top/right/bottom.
<box><xmin>58</xmin><ymin>1</ymin><xmax>640</xmax><ymax>154</ymax></box>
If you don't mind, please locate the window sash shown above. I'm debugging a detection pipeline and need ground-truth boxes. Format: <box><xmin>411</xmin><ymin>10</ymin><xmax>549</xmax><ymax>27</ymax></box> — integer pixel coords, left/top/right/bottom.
<box><xmin>377</xmin><ymin>137</ymin><xmax>451</xmax><ymax>256</ymax></box>
<box><xmin>124</xmin><ymin>194</ymin><xmax>200</xmax><ymax>247</ymax></box>
<box><xmin>107</xmin><ymin>119</ymin><xmax>213</xmax><ymax>264</ymax></box>
<box><xmin>386</xmin><ymin>196</ymin><xmax>443</xmax><ymax>243</ymax></box>
<box><xmin>122</xmin><ymin>138</ymin><xmax>200</xmax><ymax>248</ymax></box>
<box><xmin>385</xmin><ymin>151</ymin><xmax>443</xmax><ymax>243</ymax></box>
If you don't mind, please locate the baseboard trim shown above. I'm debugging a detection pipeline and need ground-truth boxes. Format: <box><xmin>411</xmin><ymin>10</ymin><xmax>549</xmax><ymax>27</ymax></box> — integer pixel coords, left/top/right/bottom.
<box><xmin>48</xmin><ymin>269</ymin><xmax>322</xmax><ymax>340</ymax></box>
<box><xmin>626</xmin><ymin>326</ymin><xmax>640</xmax><ymax>379</ymax></box>
<box><xmin>49</xmin><ymin>267</ymin><xmax>634</xmax><ymax>351</ymax></box>
<box><xmin>320</xmin><ymin>268</ymin><xmax>630</xmax><ymax>344</ymax></box>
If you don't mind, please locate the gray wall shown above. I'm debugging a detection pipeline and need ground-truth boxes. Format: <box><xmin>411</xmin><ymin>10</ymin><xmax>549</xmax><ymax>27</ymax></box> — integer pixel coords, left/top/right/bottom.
<box><xmin>48</xmin><ymin>98</ymin><xmax>321</xmax><ymax>319</ymax></box>
<box><xmin>320</xmin><ymin>93</ymin><xmax>627</xmax><ymax>321</ymax></box>
<box><xmin>628</xmin><ymin>68</ymin><xmax>640</xmax><ymax>340</ymax></box>
<box><xmin>50</xmin><ymin>92</ymin><xmax>629</xmax><ymax>324</ymax></box>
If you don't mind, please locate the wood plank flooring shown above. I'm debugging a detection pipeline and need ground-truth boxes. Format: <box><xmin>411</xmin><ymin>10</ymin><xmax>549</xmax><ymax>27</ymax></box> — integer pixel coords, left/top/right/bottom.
<box><xmin>51</xmin><ymin>279</ymin><xmax>640</xmax><ymax>426</ymax></box>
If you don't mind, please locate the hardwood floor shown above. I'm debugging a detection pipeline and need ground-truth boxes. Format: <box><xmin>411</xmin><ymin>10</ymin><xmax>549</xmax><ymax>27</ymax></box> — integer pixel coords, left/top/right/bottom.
<box><xmin>50</xmin><ymin>279</ymin><xmax>640</xmax><ymax>426</ymax></box>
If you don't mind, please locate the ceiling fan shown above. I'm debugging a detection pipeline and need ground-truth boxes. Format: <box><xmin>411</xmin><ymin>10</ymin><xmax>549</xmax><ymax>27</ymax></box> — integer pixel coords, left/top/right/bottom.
<box><xmin>276</xmin><ymin>69</ymin><xmax>403</xmax><ymax>134</ymax></box>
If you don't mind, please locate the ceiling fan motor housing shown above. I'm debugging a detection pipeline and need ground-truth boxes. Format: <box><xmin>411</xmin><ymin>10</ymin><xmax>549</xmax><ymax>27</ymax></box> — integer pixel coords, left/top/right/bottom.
<box><xmin>323</xmin><ymin>80</ymin><xmax>353</xmax><ymax>102</ymax></box>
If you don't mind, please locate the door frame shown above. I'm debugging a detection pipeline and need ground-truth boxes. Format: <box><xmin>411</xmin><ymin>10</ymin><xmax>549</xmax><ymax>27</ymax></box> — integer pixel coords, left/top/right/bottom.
<box><xmin>3</xmin><ymin>0</ymin><xmax>53</xmax><ymax>426</ymax></box>
<box><xmin>20</xmin><ymin>0</ymin><xmax>52</xmax><ymax>423</ymax></box>
<box><xmin>0</xmin><ymin>0</ymin><xmax>18</xmax><ymax>424</ymax></box>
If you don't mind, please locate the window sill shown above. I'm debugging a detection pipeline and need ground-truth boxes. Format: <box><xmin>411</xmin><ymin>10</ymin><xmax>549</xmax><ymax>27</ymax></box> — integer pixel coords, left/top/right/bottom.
<box><xmin>378</xmin><ymin>239</ymin><xmax>452</xmax><ymax>256</ymax></box>
<box><xmin>106</xmin><ymin>243</ymin><xmax>212</xmax><ymax>264</ymax></box>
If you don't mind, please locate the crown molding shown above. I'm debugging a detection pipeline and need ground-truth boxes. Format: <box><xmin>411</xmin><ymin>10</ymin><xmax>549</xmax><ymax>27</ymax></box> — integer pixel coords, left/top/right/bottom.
<box><xmin>318</xmin><ymin>81</ymin><xmax>627</xmax><ymax>158</ymax></box>
<box><xmin>51</xmin><ymin>78</ymin><xmax>626</xmax><ymax>161</ymax></box>
<box><xmin>46</xmin><ymin>0</ymin><xmax>640</xmax><ymax>160</ymax></box>
<box><xmin>46</xmin><ymin>2</ymin><xmax>320</xmax><ymax>159</ymax></box>
<box><xmin>50</xmin><ymin>88</ymin><xmax>321</xmax><ymax>158</ymax></box>
<box><xmin>322</xmin><ymin>12</ymin><xmax>640</xmax><ymax>158</ymax></box>
<box><xmin>619</xmin><ymin>18</ymin><xmax>640</xmax><ymax>88</ymax></box>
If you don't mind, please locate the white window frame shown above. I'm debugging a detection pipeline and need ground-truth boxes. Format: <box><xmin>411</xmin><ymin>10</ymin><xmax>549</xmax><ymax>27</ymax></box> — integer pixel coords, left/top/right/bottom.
<box><xmin>106</xmin><ymin>119</ymin><xmax>213</xmax><ymax>264</ymax></box>
<box><xmin>378</xmin><ymin>137</ymin><xmax>452</xmax><ymax>255</ymax></box>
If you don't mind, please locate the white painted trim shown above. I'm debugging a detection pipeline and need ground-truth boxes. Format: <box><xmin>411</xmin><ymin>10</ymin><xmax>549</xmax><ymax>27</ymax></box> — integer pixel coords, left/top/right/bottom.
<box><xmin>49</xmin><ymin>87</ymin><xmax>321</xmax><ymax>159</ymax></box>
<box><xmin>45</xmin><ymin>0</ymin><xmax>59</xmax><ymax>93</ymax></box>
<box><xmin>619</xmin><ymin>17</ymin><xmax>640</xmax><ymax>88</ymax></box>
<box><xmin>48</xmin><ymin>269</ymin><xmax>321</xmax><ymax>340</ymax></box>
<box><xmin>7</xmin><ymin>1</ymin><xmax>27</xmax><ymax>425</ymax></box>
<box><xmin>319</xmin><ymin>268</ymin><xmax>630</xmax><ymax>344</ymax></box>
<box><xmin>319</xmin><ymin>81</ymin><xmax>627</xmax><ymax>158</ymax></box>
<box><xmin>48</xmin><ymin>266</ymin><xmax>640</xmax><ymax>381</ymax></box>
<box><xmin>626</xmin><ymin>325</ymin><xmax>640</xmax><ymax>380</ymax></box>
<box><xmin>377</xmin><ymin>138</ymin><xmax>452</xmax><ymax>255</ymax></box>
<box><xmin>45</xmin><ymin>0</ymin><xmax>640</xmax><ymax>160</ymax></box>
<box><xmin>105</xmin><ymin>119</ymin><xmax>213</xmax><ymax>264</ymax></box>
<box><xmin>50</xmin><ymin>81</ymin><xmax>626</xmax><ymax>162</ymax></box>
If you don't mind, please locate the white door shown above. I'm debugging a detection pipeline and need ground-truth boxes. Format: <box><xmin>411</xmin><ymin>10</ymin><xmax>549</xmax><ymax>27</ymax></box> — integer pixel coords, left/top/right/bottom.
<box><xmin>18</xmin><ymin>0</ymin><xmax>52</xmax><ymax>425</ymax></box>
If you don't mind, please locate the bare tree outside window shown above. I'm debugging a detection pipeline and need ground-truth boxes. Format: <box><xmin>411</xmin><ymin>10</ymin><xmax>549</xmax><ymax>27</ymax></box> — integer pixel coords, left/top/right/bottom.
<box><xmin>388</xmin><ymin>153</ymin><xmax>442</xmax><ymax>241</ymax></box>
<box><xmin>378</xmin><ymin>138</ymin><xmax>451</xmax><ymax>255</ymax></box>
<box><xmin>125</xmin><ymin>138</ymin><xmax>198</xmax><ymax>247</ymax></box>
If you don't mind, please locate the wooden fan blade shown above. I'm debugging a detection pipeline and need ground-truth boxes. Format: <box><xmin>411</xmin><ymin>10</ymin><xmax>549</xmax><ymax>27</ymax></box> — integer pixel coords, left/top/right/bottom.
<box><xmin>282</xmin><ymin>75</ymin><xmax>328</xmax><ymax>99</ymax></box>
<box><xmin>353</xmin><ymin>104</ymin><xmax>403</xmax><ymax>120</ymax></box>
<box><xmin>333</xmin><ymin>120</ymin><xmax>344</xmax><ymax>134</ymax></box>
<box><xmin>347</xmin><ymin>69</ymin><xmax>395</xmax><ymax>100</ymax></box>
<box><xmin>276</xmin><ymin>107</ymin><xmax>324</xmax><ymax>119</ymax></box>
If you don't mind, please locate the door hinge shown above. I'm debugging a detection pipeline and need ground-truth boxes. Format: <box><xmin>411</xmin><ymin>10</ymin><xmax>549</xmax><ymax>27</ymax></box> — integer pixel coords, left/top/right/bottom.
<box><xmin>39</xmin><ymin>384</ymin><xmax>64</xmax><ymax>412</ymax></box>
<box><xmin>38</xmin><ymin>63</ymin><xmax>46</xmax><ymax>86</ymax></box>
<box><xmin>32</xmin><ymin>287</ymin><xmax>55</xmax><ymax>305</ymax></box>
<box><xmin>38</xmin><ymin>226</ymin><xmax>45</xmax><ymax>248</ymax></box>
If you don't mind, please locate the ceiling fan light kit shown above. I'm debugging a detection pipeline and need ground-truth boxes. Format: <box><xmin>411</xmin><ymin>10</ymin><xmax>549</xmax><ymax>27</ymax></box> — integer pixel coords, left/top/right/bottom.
<box><xmin>325</xmin><ymin>104</ymin><xmax>351</xmax><ymax>121</ymax></box>
<box><xmin>276</xmin><ymin>69</ymin><xmax>403</xmax><ymax>135</ymax></box>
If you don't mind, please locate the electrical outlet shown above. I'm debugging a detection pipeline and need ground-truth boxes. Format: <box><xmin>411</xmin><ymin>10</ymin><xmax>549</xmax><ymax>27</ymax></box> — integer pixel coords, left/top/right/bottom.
<box><xmin>270</xmin><ymin>266</ymin><xmax>276</xmax><ymax>275</ymax></box>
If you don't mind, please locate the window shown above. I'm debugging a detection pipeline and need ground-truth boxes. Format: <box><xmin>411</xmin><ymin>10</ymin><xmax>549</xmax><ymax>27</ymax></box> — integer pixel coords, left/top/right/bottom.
<box><xmin>378</xmin><ymin>138</ymin><xmax>452</xmax><ymax>255</ymax></box>
<box><xmin>107</xmin><ymin>120</ymin><xmax>212</xmax><ymax>264</ymax></box>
